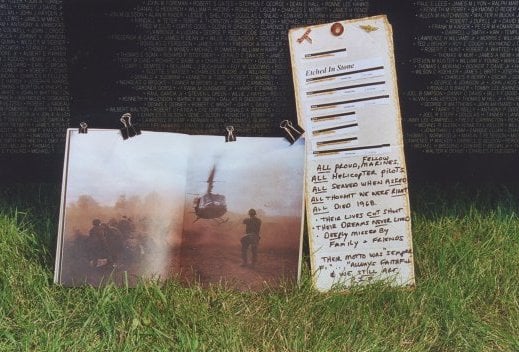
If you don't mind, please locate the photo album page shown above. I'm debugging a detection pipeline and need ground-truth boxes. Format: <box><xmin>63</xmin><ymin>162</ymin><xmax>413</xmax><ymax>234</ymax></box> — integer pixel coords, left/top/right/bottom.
<box><xmin>54</xmin><ymin>130</ymin><xmax>305</xmax><ymax>291</ymax></box>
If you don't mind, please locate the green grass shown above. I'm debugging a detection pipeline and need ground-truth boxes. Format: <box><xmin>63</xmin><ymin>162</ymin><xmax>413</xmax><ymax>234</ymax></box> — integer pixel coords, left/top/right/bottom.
<box><xmin>0</xmin><ymin>183</ymin><xmax>518</xmax><ymax>351</ymax></box>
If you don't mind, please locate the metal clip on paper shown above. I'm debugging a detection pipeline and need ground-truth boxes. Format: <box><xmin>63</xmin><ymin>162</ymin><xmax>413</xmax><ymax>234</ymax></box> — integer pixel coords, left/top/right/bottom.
<box><xmin>120</xmin><ymin>112</ymin><xmax>141</xmax><ymax>140</ymax></box>
<box><xmin>225</xmin><ymin>126</ymin><xmax>236</xmax><ymax>142</ymax></box>
<box><xmin>280</xmin><ymin>120</ymin><xmax>304</xmax><ymax>144</ymax></box>
<box><xmin>78</xmin><ymin>122</ymin><xmax>88</xmax><ymax>134</ymax></box>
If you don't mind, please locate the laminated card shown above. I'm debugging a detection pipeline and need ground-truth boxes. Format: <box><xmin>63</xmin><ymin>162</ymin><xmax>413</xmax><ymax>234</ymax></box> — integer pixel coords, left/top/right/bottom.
<box><xmin>289</xmin><ymin>16</ymin><xmax>415</xmax><ymax>291</ymax></box>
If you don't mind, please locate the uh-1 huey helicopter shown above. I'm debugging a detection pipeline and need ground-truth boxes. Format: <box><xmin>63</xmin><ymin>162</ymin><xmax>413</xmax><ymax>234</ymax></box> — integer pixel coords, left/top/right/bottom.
<box><xmin>192</xmin><ymin>165</ymin><xmax>228</xmax><ymax>224</ymax></box>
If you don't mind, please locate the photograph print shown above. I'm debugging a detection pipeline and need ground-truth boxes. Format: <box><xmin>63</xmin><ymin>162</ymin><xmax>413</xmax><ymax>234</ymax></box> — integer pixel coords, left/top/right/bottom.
<box><xmin>180</xmin><ymin>136</ymin><xmax>305</xmax><ymax>290</ymax></box>
<box><xmin>55</xmin><ymin>130</ymin><xmax>305</xmax><ymax>290</ymax></box>
<box><xmin>55</xmin><ymin>130</ymin><xmax>189</xmax><ymax>286</ymax></box>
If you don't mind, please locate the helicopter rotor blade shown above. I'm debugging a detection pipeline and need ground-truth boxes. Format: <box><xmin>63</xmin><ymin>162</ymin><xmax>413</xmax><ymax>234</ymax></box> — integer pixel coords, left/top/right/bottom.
<box><xmin>207</xmin><ymin>165</ymin><xmax>216</xmax><ymax>193</ymax></box>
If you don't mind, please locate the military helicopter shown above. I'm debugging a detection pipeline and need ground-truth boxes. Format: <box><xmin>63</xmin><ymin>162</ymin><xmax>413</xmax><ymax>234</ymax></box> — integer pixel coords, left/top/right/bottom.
<box><xmin>193</xmin><ymin>165</ymin><xmax>228</xmax><ymax>224</ymax></box>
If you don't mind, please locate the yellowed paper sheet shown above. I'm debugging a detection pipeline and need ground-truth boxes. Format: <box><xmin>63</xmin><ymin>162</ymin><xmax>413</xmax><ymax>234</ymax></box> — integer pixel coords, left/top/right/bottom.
<box><xmin>289</xmin><ymin>16</ymin><xmax>415</xmax><ymax>291</ymax></box>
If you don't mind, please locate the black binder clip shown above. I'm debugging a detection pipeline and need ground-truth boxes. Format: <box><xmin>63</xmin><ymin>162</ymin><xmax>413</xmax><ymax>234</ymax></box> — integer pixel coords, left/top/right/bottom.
<box><xmin>280</xmin><ymin>120</ymin><xmax>304</xmax><ymax>144</ymax></box>
<box><xmin>120</xmin><ymin>112</ymin><xmax>141</xmax><ymax>140</ymax></box>
<box><xmin>78</xmin><ymin>122</ymin><xmax>88</xmax><ymax>134</ymax></box>
<box><xmin>225</xmin><ymin>126</ymin><xmax>236</xmax><ymax>142</ymax></box>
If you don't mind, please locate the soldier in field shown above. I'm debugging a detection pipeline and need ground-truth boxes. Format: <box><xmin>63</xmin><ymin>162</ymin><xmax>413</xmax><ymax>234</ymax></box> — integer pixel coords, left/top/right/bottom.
<box><xmin>240</xmin><ymin>209</ymin><xmax>262</xmax><ymax>267</ymax></box>
<box><xmin>88</xmin><ymin>219</ymin><xmax>108</xmax><ymax>267</ymax></box>
<box><xmin>104</xmin><ymin>219</ymin><xmax>123</xmax><ymax>266</ymax></box>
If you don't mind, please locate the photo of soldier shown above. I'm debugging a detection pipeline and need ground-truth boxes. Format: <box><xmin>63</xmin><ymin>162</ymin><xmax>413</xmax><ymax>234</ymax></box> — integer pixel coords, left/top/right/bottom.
<box><xmin>240</xmin><ymin>209</ymin><xmax>261</xmax><ymax>267</ymax></box>
<box><xmin>82</xmin><ymin>215</ymin><xmax>149</xmax><ymax>272</ymax></box>
<box><xmin>104</xmin><ymin>219</ymin><xmax>123</xmax><ymax>266</ymax></box>
<box><xmin>178</xmin><ymin>136</ymin><xmax>305</xmax><ymax>290</ymax></box>
<box><xmin>87</xmin><ymin>219</ymin><xmax>108</xmax><ymax>268</ymax></box>
<box><xmin>118</xmin><ymin>216</ymin><xmax>135</xmax><ymax>237</ymax></box>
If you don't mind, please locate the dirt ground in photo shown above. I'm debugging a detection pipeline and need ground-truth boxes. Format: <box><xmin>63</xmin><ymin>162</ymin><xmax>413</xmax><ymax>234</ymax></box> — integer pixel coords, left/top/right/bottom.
<box><xmin>178</xmin><ymin>213</ymin><xmax>302</xmax><ymax>291</ymax></box>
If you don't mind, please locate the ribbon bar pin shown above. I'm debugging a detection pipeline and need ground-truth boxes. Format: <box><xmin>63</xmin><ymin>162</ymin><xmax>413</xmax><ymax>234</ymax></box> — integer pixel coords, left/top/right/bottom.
<box><xmin>297</xmin><ymin>28</ymin><xmax>312</xmax><ymax>44</ymax></box>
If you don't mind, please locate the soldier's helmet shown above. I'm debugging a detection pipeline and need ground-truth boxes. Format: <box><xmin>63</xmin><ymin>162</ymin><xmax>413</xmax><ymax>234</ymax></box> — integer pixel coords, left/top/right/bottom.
<box><xmin>248</xmin><ymin>208</ymin><xmax>256</xmax><ymax>216</ymax></box>
<box><xmin>92</xmin><ymin>219</ymin><xmax>101</xmax><ymax>226</ymax></box>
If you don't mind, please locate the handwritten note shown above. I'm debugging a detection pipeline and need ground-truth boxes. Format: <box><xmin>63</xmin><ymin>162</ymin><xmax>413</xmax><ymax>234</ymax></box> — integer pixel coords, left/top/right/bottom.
<box><xmin>307</xmin><ymin>148</ymin><xmax>413</xmax><ymax>290</ymax></box>
<box><xmin>289</xmin><ymin>16</ymin><xmax>415</xmax><ymax>291</ymax></box>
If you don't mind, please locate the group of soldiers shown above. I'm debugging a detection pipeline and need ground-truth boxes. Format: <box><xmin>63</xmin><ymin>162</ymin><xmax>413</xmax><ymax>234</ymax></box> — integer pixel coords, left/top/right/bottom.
<box><xmin>81</xmin><ymin>209</ymin><xmax>263</xmax><ymax>270</ymax></box>
<box><xmin>86</xmin><ymin>216</ymin><xmax>145</xmax><ymax>269</ymax></box>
